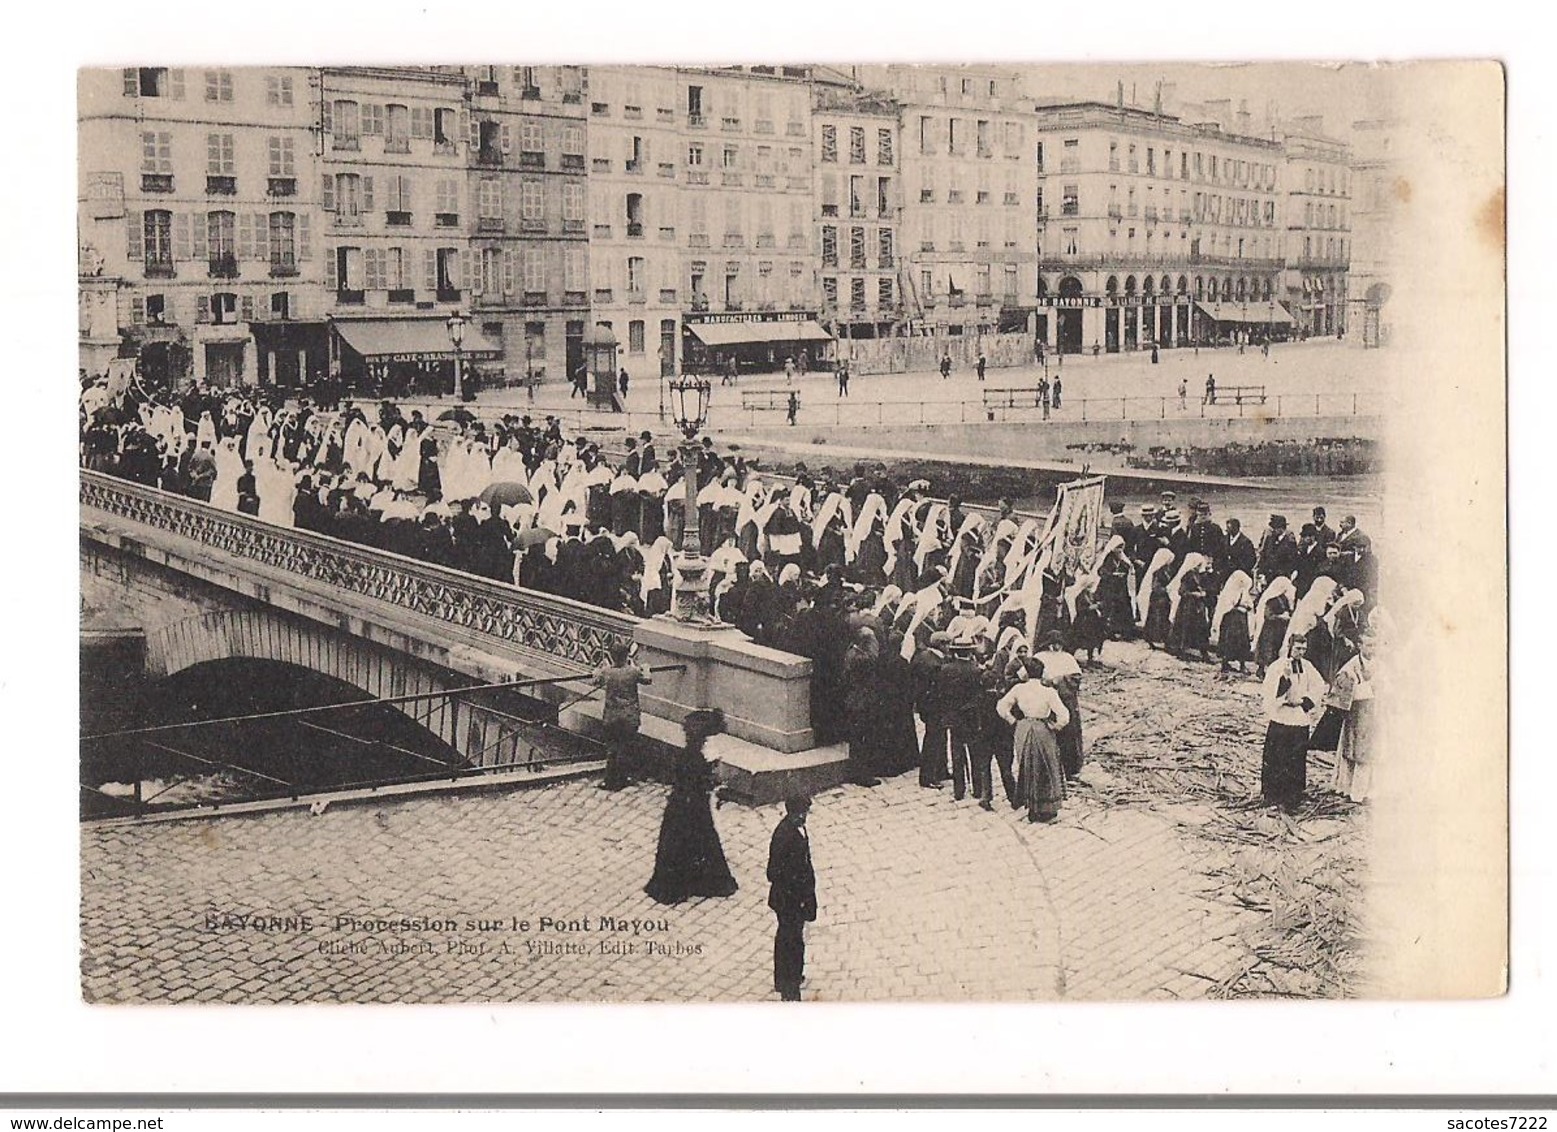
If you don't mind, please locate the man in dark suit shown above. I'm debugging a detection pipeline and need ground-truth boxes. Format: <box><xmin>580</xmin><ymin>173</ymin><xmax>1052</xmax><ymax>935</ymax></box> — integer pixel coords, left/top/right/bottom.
<box><xmin>767</xmin><ymin>796</ymin><xmax>817</xmax><ymax>1002</ymax></box>
<box><xmin>1220</xmin><ymin>517</ymin><xmax>1258</xmax><ymax>580</ymax></box>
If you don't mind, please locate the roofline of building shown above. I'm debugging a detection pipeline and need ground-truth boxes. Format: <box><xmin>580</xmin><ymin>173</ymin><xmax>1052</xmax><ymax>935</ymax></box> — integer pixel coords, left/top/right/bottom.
<box><xmin>1030</xmin><ymin>99</ymin><xmax>1283</xmax><ymax>150</ymax></box>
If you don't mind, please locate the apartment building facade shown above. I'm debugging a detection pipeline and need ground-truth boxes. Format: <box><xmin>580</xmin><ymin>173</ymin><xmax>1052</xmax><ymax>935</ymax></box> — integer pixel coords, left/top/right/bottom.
<box><xmin>861</xmin><ymin>64</ymin><xmax>1039</xmax><ymax>342</ymax></box>
<box><xmin>812</xmin><ymin>83</ymin><xmax>902</xmax><ymax>341</ymax></box>
<box><xmin>78</xmin><ymin>66</ymin><xmax>323</xmax><ymax>385</ymax></box>
<box><xmin>585</xmin><ymin>65</ymin><xmax>685</xmax><ymax>383</ymax></box>
<box><xmin>461</xmin><ymin>64</ymin><xmax>590</xmax><ymax>388</ymax></box>
<box><xmin>1279</xmin><ymin>120</ymin><xmax>1352</xmax><ymax>339</ymax></box>
<box><xmin>1032</xmin><ymin>100</ymin><xmax>1287</xmax><ymax>354</ymax></box>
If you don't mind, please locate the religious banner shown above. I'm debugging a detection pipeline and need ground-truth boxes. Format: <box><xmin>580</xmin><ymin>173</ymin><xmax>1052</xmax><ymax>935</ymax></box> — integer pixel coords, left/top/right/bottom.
<box><xmin>1039</xmin><ymin>475</ymin><xmax>1108</xmax><ymax>578</ymax></box>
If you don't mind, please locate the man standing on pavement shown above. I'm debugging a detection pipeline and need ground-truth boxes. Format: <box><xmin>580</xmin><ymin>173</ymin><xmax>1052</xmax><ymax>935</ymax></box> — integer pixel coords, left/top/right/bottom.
<box><xmin>1052</xmin><ymin>374</ymin><xmax>1062</xmax><ymax>409</ymax></box>
<box><xmin>786</xmin><ymin>390</ymin><xmax>799</xmax><ymax>427</ymax></box>
<box><xmin>837</xmin><ymin>360</ymin><xmax>850</xmax><ymax>397</ymax></box>
<box><xmin>1220</xmin><ymin>517</ymin><xmax>1258</xmax><ymax>582</ymax></box>
<box><xmin>593</xmin><ymin>641</ymin><xmax>652</xmax><ymax>791</ymax></box>
<box><xmin>1178</xmin><ymin>377</ymin><xmax>1188</xmax><ymax>409</ymax></box>
<box><xmin>976</xmin><ymin>352</ymin><xmax>987</xmax><ymax>381</ymax></box>
<box><xmin>767</xmin><ymin>796</ymin><xmax>817</xmax><ymax>1002</ymax></box>
<box><xmin>940</xmin><ymin>354</ymin><xmax>952</xmax><ymax>380</ymax></box>
<box><xmin>1205</xmin><ymin>374</ymin><xmax>1217</xmax><ymax>405</ymax></box>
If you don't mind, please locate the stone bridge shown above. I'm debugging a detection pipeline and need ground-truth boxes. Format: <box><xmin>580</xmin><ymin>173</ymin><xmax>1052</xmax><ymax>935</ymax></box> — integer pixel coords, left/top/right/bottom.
<box><xmin>80</xmin><ymin>473</ymin><xmax>829</xmax><ymax>795</ymax></box>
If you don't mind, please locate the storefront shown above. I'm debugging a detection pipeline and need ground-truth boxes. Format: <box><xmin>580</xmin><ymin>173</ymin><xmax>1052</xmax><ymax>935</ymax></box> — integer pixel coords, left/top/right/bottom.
<box><xmin>1193</xmin><ymin>301</ymin><xmax>1296</xmax><ymax>344</ymax></box>
<box><xmin>251</xmin><ymin>320</ymin><xmax>329</xmax><ymax>388</ymax></box>
<box><xmin>331</xmin><ymin>317</ymin><xmax>503</xmax><ymax>398</ymax></box>
<box><xmin>682</xmin><ymin>312</ymin><xmax>834</xmax><ymax>375</ymax></box>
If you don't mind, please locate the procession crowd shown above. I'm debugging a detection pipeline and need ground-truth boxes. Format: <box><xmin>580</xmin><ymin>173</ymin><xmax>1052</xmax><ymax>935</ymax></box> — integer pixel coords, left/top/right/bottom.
<box><xmin>82</xmin><ymin>375</ymin><xmax>1386</xmax><ymax>821</ymax></box>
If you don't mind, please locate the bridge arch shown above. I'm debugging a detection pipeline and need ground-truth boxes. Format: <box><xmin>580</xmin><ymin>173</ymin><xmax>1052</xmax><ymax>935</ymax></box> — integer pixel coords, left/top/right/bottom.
<box><xmin>144</xmin><ymin>608</ymin><xmax>544</xmax><ymax>767</ymax></box>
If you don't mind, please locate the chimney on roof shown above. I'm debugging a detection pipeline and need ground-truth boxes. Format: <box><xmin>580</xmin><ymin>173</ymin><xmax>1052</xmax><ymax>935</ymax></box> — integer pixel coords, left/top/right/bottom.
<box><xmin>1153</xmin><ymin>81</ymin><xmax>1162</xmax><ymax>114</ymax></box>
<box><xmin>1117</xmin><ymin>80</ymin><xmax>1124</xmax><ymax>109</ymax></box>
<box><xmin>1203</xmin><ymin>98</ymin><xmax>1233</xmax><ymax>130</ymax></box>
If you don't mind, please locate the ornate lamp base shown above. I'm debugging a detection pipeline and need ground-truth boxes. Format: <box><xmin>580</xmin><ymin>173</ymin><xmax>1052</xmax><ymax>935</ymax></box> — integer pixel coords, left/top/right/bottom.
<box><xmin>670</xmin><ymin>550</ymin><xmax>719</xmax><ymax>625</ymax></box>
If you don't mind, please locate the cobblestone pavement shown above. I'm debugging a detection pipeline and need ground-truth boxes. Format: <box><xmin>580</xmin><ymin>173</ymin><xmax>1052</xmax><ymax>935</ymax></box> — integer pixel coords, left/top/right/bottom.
<box><xmin>81</xmin><ymin>667</ymin><xmax>1265</xmax><ymax>1004</ymax></box>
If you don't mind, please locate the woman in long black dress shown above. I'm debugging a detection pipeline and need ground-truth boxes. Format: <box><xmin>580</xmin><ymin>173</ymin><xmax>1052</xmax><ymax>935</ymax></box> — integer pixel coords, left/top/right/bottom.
<box><xmin>644</xmin><ymin>709</ymin><xmax>739</xmax><ymax>905</ymax></box>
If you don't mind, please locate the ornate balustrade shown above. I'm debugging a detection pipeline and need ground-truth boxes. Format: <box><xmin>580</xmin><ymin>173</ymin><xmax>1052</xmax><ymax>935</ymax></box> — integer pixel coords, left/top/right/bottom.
<box><xmin>79</xmin><ymin>471</ymin><xmax>637</xmax><ymax>673</ymax></box>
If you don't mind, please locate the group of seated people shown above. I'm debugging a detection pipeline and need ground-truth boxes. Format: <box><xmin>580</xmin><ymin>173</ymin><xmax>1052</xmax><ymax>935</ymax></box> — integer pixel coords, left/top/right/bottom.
<box><xmin>1128</xmin><ymin>437</ymin><xmax>1378</xmax><ymax>478</ymax></box>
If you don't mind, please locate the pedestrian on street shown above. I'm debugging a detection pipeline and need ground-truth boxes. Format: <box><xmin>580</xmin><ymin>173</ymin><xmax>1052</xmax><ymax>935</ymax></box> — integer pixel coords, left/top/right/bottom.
<box><xmin>940</xmin><ymin>355</ymin><xmax>952</xmax><ymax>380</ymax></box>
<box><xmin>1178</xmin><ymin>378</ymin><xmax>1188</xmax><ymax>410</ymax></box>
<box><xmin>1052</xmin><ymin>375</ymin><xmax>1062</xmax><ymax>409</ymax></box>
<box><xmin>996</xmin><ymin>657</ymin><xmax>1071</xmax><ymax>823</ymax></box>
<box><xmin>618</xmin><ymin>368</ymin><xmax>630</xmax><ymax>400</ymax></box>
<box><xmin>784</xmin><ymin>356</ymin><xmax>796</xmax><ymax>385</ymax></box>
<box><xmin>786</xmin><ymin>390</ymin><xmax>799</xmax><ymax>427</ymax></box>
<box><xmin>644</xmin><ymin>708</ymin><xmax>739</xmax><ymax>905</ymax></box>
<box><xmin>976</xmin><ymin>353</ymin><xmax>987</xmax><ymax>381</ymax></box>
<box><xmin>837</xmin><ymin>361</ymin><xmax>850</xmax><ymax>398</ymax></box>
<box><xmin>592</xmin><ymin>641</ymin><xmax>651</xmax><ymax>790</ymax></box>
<box><xmin>767</xmin><ymin>795</ymin><xmax>817</xmax><ymax>1001</ymax></box>
<box><xmin>1038</xmin><ymin>376</ymin><xmax>1051</xmax><ymax>421</ymax></box>
<box><xmin>1205</xmin><ymin>374</ymin><xmax>1217</xmax><ymax>405</ymax></box>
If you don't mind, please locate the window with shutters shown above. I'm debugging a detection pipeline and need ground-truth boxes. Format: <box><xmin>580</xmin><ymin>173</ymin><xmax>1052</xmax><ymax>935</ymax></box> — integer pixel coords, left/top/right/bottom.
<box><xmin>207</xmin><ymin>212</ymin><xmax>236</xmax><ymax>275</ymax></box>
<box><xmin>332</xmin><ymin>101</ymin><xmax>360</xmax><ymax>150</ymax></box>
<box><xmin>876</xmin><ymin>128</ymin><xmax>894</xmax><ymax>167</ymax></box>
<box><xmin>821</xmin><ymin>225</ymin><xmax>838</xmax><ymax>268</ymax></box>
<box><xmin>207</xmin><ymin>133</ymin><xmax>235</xmax><ymax>175</ymax></box>
<box><xmin>204</xmin><ymin>70</ymin><xmax>234</xmax><ymax>102</ymax></box>
<box><xmin>627</xmin><ymin>256</ymin><xmax>646</xmax><ymax>297</ymax></box>
<box><xmin>848</xmin><ymin>277</ymin><xmax>866</xmax><ymax>311</ymax></box>
<box><xmin>384</xmin><ymin>105</ymin><xmax>410</xmax><ymax>152</ymax></box>
<box><xmin>849</xmin><ymin>226</ymin><xmax>866</xmax><ymax>269</ymax></box>
<box><xmin>434</xmin><ymin>107</ymin><xmax>457</xmax><ymax>149</ymax></box>
<box><xmin>629</xmin><ymin>320</ymin><xmax>645</xmax><ymax>354</ymax></box>
<box><xmin>563</xmin><ymin>182</ymin><xmax>584</xmax><ymax>230</ymax></box>
<box><xmin>211</xmin><ymin>292</ymin><xmax>238</xmax><ymax>325</ymax></box>
<box><xmin>267</xmin><ymin>136</ymin><xmax>295</xmax><ymax>178</ymax></box>
<box><xmin>335</xmin><ymin>175</ymin><xmax>362</xmax><ymax>223</ymax></box>
<box><xmin>565</xmin><ymin>248</ymin><xmax>586</xmax><ymax>295</ymax></box>
<box><xmin>130</xmin><ymin>68</ymin><xmax>182</xmax><ymax>98</ymax></box>
<box><xmin>436</xmin><ymin>247</ymin><xmax>460</xmax><ymax>297</ymax></box>
<box><xmin>822</xmin><ymin>276</ymin><xmax>837</xmax><ymax>307</ymax></box>
<box><xmin>848</xmin><ymin>126</ymin><xmax>866</xmax><ymax>165</ymax></box>
<box><xmin>362</xmin><ymin>104</ymin><xmax>384</xmax><ymax>137</ymax></box>
<box><xmin>521</xmin><ymin>120</ymin><xmax>545</xmax><ymax>164</ymax></box>
<box><xmin>562</xmin><ymin>125</ymin><xmax>585</xmax><ymax>169</ymax></box>
<box><xmin>820</xmin><ymin>124</ymin><xmax>837</xmax><ymax>163</ymax></box>
<box><xmin>1003</xmin><ymin>264</ymin><xmax>1018</xmax><ymax>298</ymax></box>
<box><xmin>877</xmin><ymin>227</ymin><xmax>894</xmax><ymax>268</ymax></box>
<box><xmin>478</xmin><ymin>177</ymin><xmax>502</xmax><ymax>222</ymax></box>
<box><xmin>141</xmin><ymin>132</ymin><xmax>173</xmax><ymax>174</ymax></box>
<box><xmin>143</xmin><ymin>210</ymin><xmax>173</xmax><ymax>275</ymax></box>
<box><xmin>523</xmin><ymin>248</ymin><xmax>546</xmax><ymax>294</ymax></box>
<box><xmin>435</xmin><ymin>179</ymin><xmax>460</xmax><ymax>225</ymax></box>
<box><xmin>266</xmin><ymin>74</ymin><xmax>293</xmax><ymax>107</ymax></box>
<box><xmin>521</xmin><ymin>180</ymin><xmax>544</xmax><ymax>230</ymax></box>
<box><xmin>723</xmin><ymin>197</ymin><xmax>742</xmax><ymax>242</ymax></box>
<box><xmin>269</xmin><ymin>213</ymin><xmax>297</xmax><ymax>273</ymax></box>
<box><xmin>479</xmin><ymin>247</ymin><xmax>501</xmax><ymax>296</ymax></box>
<box><xmin>386</xmin><ymin>248</ymin><xmax>406</xmax><ymax>293</ymax></box>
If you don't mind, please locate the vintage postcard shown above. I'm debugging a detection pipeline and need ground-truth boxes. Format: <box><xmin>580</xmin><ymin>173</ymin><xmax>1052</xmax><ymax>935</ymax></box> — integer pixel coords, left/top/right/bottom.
<box><xmin>76</xmin><ymin>58</ymin><xmax>1506</xmax><ymax>1006</ymax></box>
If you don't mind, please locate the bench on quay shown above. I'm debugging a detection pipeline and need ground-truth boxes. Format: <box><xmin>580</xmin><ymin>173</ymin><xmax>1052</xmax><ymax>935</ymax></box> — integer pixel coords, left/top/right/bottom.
<box><xmin>1207</xmin><ymin>384</ymin><xmax>1267</xmax><ymax>406</ymax></box>
<box><xmin>981</xmin><ymin>386</ymin><xmax>1048</xmax><ymax>409</ymax></box>
<box><xmin>741</xmin><ymin>390</ymin><xmax>799</xmax><ymax>412</ymax></box>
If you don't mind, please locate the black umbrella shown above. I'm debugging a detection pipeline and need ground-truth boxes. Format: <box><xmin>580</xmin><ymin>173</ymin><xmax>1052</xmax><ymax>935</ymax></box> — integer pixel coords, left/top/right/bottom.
<box><xmin>479</xmin><ymin>481</ymin><xmax>533</xmax><ymax>508</ymax></box>
<box><xmin>437</xmin><ymin>407</ymin><xmax>477</xmax><ymax>425</ymax></box>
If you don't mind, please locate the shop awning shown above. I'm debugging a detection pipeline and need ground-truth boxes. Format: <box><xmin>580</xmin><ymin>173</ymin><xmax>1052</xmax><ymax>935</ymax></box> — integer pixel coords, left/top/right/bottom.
<box><xmin>1195</xmin><ymin>301</ymin><xmax>1295</xmax><ymax>326</ymax></box>
<box><xmin>334</xmin><ymin>318</ymin><xmax>502</xmax><ymax>362</ymax></box>
<box><xmin>687</xmin><ymin>320</ymin><xmax>833</xmax><ymax>347</ymax></box>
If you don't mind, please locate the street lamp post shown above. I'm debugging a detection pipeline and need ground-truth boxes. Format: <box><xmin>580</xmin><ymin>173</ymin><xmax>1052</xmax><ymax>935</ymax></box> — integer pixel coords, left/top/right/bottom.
<box><xmin>445</xmin><ymin>310</ymin><xmax>467</xmax><ymax>401</ymax></box>
<box><xmin>667</xmin><ymin>375</ymin><xmax>714</xmax><ymax>623</ymax></box>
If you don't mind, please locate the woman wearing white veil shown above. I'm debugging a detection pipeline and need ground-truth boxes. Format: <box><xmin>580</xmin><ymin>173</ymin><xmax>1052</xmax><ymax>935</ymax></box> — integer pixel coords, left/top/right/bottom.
<box><xmin>1252</xmin><ymin>576</ymin><xmax>1297</xmax><ymax>676</ymax></box>
<box><xmin>210</xmin><ymin>435</ymin><xmax>244</xmax><ymax>512</ymax></box>
<box><xmin>256</xmin><ymin>453</ymin><xmax>296</xmax><ymax>528</ymax></box>
<box><xmin>196</xmin><ymin>410</ymin><xmax>218</xmax><ymax>451</ymax></box>
<box><xmin>1134</xmin><ymin>547</ymin><xmax>1175</xmax><ymax>625</ymax></box>
<box><xmin>1212</xmin><ymin>570</ymin><xmax>1255</xmax><ymax>674</ymax></box>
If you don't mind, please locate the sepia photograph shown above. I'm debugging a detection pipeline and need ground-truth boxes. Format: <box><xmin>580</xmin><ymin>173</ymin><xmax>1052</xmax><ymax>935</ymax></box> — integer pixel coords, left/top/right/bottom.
<box><xmin>73</xmin><ymin>54</ymin><xmax>1506</xmax><ymax>1013</ymax></box>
